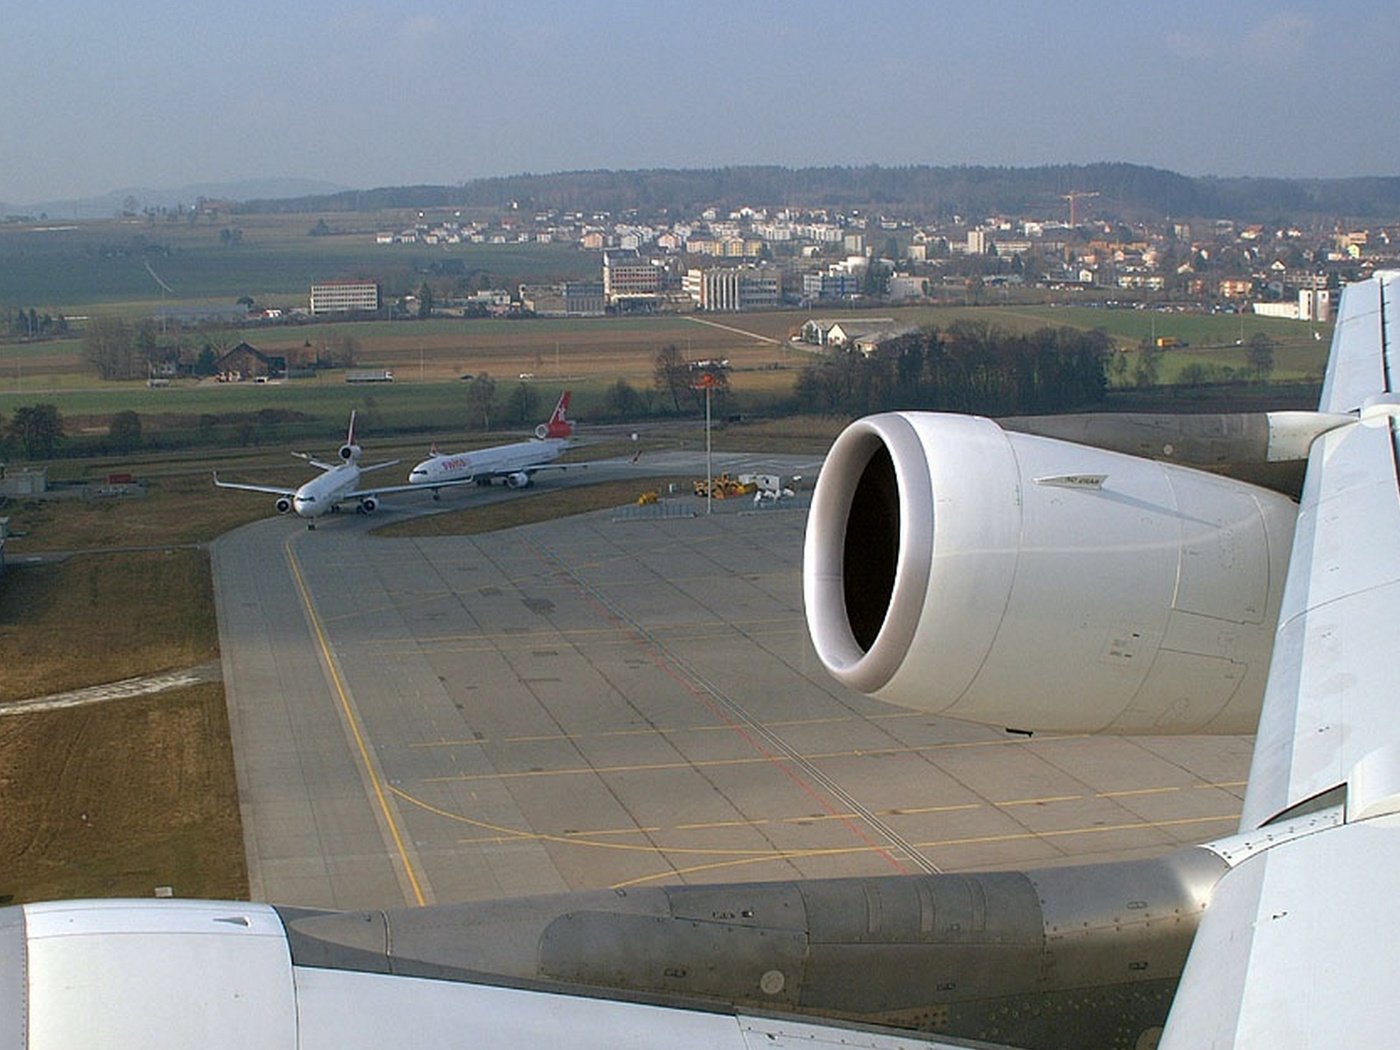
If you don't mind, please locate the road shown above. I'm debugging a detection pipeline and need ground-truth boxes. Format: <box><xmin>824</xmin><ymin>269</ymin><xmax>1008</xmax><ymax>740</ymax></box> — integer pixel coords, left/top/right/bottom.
<box><xmin>212</xmin><ymin>452</ymin><xmax>1252</xmax><ymax>911</ymax></box>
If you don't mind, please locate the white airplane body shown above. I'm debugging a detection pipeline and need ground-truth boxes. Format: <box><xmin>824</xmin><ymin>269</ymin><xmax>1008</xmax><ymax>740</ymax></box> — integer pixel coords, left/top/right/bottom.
<box><xmin>408</xmin><ymin>390</ymin><xmax>575</xmax><ymax>491</ymax></box>
<box><xmin>213</xmin><ymin>411</ymin><xmax>472</xmax><ymax>528</ymax></box>
<box><xmin>12</xmin><ymin>274</ymin><xmax>1400</xmax><ymax>1048</ymax></box>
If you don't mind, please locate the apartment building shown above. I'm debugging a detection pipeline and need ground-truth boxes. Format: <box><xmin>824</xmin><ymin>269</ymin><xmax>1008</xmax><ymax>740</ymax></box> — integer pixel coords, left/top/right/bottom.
<box><xmin>683</xmin><ymin>266</ymin><xmax>782</xmax><ymax>311</ymax></box>
<box><xmin>602</xmin><ymin>249</ymin><xmax>661</xmax><ymax>306</ymax></box>
<box><xmin>310</xmin><ymin>281</ymin><xmax>380</xmax><ymax>315</ymax></box>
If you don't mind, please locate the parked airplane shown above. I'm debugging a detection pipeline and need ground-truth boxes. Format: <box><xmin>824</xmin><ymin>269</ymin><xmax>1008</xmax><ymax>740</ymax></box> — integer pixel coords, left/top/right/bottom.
<box><xmin>213</xmin><ymin>411</ymin><xmax>472</xmax><ymax>528</ymax></box>
<box><xmin>408</xmin><ymin>389</ymin><xmax>576</xmax><ymax>493</ymax></box>
<box><xmin>9</xmin><ymin>274</ymin><xmax>1400</xmax><ymax>1048</ymax></box>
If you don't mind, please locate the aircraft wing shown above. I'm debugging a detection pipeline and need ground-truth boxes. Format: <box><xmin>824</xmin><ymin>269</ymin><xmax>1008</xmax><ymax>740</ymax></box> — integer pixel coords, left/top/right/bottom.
<box><xmin>1160</xmin><ymin>271</ymin><xmax>1400</xmax><ymax>1047</ymax></box>
<box><xmin>475</xmin><ymin>460</ymin><xmax>584</xmax><ymax>478</ymax></box>
<box><xmin>212</xmin><ymin>473</ymin><xmax>296</xmax><ymax>497</ymax></box>
<box><xmin>4</xmin><ymin>899</ymin><xmax>990</xmax><ymax>1050</ymax></box>
<box><xmin>341</xmin><ymin>477</ymin><xmax>479</xmax><ymax>502</ymax></box>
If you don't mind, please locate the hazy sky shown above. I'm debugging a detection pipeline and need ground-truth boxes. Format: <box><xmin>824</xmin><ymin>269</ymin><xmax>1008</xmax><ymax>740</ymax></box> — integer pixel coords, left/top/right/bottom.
<box><xmin>4</xmin><ymin>1</ymin><xmax>1396</xmax><ymax>204</ymax></box>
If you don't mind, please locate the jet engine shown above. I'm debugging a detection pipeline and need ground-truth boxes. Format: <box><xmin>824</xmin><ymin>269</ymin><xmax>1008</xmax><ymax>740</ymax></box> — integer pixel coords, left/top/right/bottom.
<box><xmin>505</xmin><ymin>472</ymin><xmax>532</xmax><ymax>489</ymax></box>
<box><xmin>339</xmin><ymin>442</ymin><xmax>360</xmax><ymax>462</ymax></box>
<box><xmin>274</xmin><ymin>496</ymin><xmax>293</xmax><ymax>514</ymax></box>
<box><xmin>804</xmin><ymin>413</ymin><xmax>1297</xmax><ymax>734</ymax></box>
<box><xmin>358</xmin><ymin>496</ymin><xmax>379</xmax><ymax>514</ymax></box>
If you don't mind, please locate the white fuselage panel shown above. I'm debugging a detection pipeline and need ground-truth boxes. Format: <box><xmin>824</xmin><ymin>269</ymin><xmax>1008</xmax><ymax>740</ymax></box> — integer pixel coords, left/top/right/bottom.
<box><xmin>409</xmin><ymin>438</ymin><xmax>565</xmax><ymax>485</ymax></box>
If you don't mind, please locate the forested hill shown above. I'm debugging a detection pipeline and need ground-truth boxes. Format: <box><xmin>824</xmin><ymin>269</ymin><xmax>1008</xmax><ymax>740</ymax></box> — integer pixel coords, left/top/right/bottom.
<box><xmin>236</xmin><ymin>164</ymin><xmax>1400</xmax><ymax>223</ymax></box>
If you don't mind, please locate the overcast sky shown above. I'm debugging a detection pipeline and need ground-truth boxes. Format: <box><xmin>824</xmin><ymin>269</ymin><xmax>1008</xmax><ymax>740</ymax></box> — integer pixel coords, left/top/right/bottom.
<box><xmin>4</xmin><ymin>1</ymin><xmax>1395</xmax><ymax>205</ymax></box>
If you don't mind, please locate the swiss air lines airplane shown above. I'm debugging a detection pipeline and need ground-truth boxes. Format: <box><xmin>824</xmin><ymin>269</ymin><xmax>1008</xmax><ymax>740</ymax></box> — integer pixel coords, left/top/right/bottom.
<box><xmin>407</xmin><ymin>390</ymin><xmax>577</xmax><ymax>493</ymax></box>
<box><xmin>213</xmin><ymin>411</ymin><xmax>472</xmax><ymax>528</ymax></box>
<box><xmin>11</xmin><ymin>275</ymin><xmax>1400</xmax><ymax>1047</ymax></box>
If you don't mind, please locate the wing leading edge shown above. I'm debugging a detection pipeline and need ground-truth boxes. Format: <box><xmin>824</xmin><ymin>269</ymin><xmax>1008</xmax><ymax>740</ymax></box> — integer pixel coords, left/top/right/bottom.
<box><xmin>1161</xmin><ymin>271</ymin><xmax>1400</xmax><ymax>1047</ymax></box>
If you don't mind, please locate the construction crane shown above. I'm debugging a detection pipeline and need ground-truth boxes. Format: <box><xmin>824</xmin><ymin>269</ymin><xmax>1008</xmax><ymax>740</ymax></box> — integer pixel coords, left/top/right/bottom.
<box><xmin>1063</xmin><ymin>191</ymin><xmax>1100</xmax><ymax>227</ymax></box>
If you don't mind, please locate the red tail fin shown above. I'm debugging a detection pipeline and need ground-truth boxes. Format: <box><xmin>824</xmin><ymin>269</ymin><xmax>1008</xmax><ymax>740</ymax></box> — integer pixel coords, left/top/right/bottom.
<box><xmin>541</xmin><ymin>390</ymin><xmax>572</xmax><ymax>439</ymax></box>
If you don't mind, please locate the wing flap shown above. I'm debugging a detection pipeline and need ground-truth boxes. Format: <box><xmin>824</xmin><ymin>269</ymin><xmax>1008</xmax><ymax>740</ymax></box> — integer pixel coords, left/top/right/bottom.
<box><xmin>1241</xmin><ymin>415</ymin><xmax>1400</xmax><ymax>827</ymax></box>
<box><xmin>1161</xmin><ymin>813</ymin><xmax>1400</xmax><ymax>1048</ymax></box>
<box><xmin>1319</xmin><ymin>274</ymin><xmax>1390</xmax><ymax>412</ymax></box>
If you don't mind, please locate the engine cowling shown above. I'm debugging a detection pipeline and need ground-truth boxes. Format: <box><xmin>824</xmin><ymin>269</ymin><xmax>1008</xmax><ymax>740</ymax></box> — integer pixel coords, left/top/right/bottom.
<box><xmin>339</xmin><ymin>443</ymin><xmax>360</xmax><ymax>462</ymax></box>
<box><xmin>804</xmin><ymin>413</ymin><xmax>1297</xmax><ymax>734</ymax></box>
<box><xmin>274</xmin><ymin>496</ymin><xmax>293</xmax><ymax>514</ymax></box>
<box><xmin>505</xmin><ymin>472</ymin><xmax>532</xmax><ymax>489</ymax></box>
<box><xmin>359</xmin><ymin>496</ymin><xmax>378</xmax><ymax>514</ymax></box>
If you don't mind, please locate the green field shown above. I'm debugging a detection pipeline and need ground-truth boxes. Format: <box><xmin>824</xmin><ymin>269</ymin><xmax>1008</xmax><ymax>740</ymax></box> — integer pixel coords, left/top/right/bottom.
<box><xmin>0</xmin><ymin>213</ymin><xmax>1334</xmax><ymax>450</ymax></box>
<box><xmin>0</xmin><ymin>212</ymin><xmax>594</xmax><ymax>310</ymax></box>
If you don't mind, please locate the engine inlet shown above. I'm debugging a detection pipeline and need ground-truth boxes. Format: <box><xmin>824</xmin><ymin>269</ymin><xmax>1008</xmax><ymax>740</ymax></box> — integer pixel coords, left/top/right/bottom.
<box><xmin>844</xmin><ymin>444</ymin><xmax>900</xmax><ymax>652</ymax></box>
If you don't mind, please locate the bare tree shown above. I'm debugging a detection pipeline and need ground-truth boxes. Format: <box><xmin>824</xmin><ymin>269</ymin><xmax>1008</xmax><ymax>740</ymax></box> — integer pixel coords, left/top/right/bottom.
<box><xmin>653</xmin><ymin>345</ymin><xmax>689</xmax><ymax>413</ymax></box>
<box><xmin>506</xmin><ymin>381</ymin><xmax>540</xmax><ymax>425</ymax></box>
<box><xmin>1246</xmin><ymin>332</ymin><xmax>1276</xmax><ymax>382</ymax></box>
<box><xmin>466</xmin><ymin>373</ymin><xmax>498</xmax><ymax>430</ymax></box>
<box><xmin>83</xmin><ymin>316</ymin><xmax>138</xmax><ymax>379</ymax></box>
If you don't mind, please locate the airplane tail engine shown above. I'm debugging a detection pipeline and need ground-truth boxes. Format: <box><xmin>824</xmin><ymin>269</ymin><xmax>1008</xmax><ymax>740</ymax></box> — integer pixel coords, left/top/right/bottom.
<box><xmin>803</xmin><ymin>413</ymin><xmax>1297</xmax><ymax>734</ymax></box>
<box><xmin>506</xmin><ymin>472</ymin><xmax>532</xmax><ymax>489</ymax></box>
<box><xmin>274</xmin><ymin>496</ymin><xmax>293</xmax><ymax>514</ymax></box>
<box><xmin>358</xmin><ymin>496</ymin><xmax>378</xmax><ymax>514</ymax></box>
<box><xmin>535</xmin><ymin>424</ymin><xmax>550</xmax><ymax>439</ymax></box>
<box><xmin>339</xmin><ymin>443</ymin><xmax>361</xmax><ymax>463</ymax></box>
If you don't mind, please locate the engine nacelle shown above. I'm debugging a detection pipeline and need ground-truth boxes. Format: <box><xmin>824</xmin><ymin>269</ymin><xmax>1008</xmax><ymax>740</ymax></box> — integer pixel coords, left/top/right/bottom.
<box><xmin>804</xmin><ymin>413</ymin><xmax>1297</xmax><ymax>734</ymax></box>
<box><xmin>274</xmin><ymin>496</ymin><xmax>293</xmax><ymax>514</ymax></box>
<box><xmin>505</xmin><ymin>472</ymin><xmax>532</xmax><ymax>489</ymax></box>
<box><xmin>339</xmin><ymin>443</ymin><xmax>360</xmax><ymax>462</ymax></box>
<box><xmin>358</xmin><ymin>496</ymin><xmax>378</xmax><ymax>514</ymax></box>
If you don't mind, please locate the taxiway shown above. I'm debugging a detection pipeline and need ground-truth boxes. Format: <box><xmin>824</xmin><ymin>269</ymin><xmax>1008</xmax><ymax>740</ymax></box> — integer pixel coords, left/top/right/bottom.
<box><xmin>211</xmin><ymin>453</ymin><xmax>1252</xmax><ymax>911</ymax></box>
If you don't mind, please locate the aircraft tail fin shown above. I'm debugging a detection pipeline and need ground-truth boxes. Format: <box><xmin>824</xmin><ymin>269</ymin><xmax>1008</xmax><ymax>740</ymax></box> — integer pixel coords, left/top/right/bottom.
<box><xmin>536</xmin><ymin>390</ymin><xmax>573</xmax><ymax>440</ymax></box>
<box><xmin>339</xmin><ymin>410</ymin><xmax>362</xmax><ymax>463</ymax></box>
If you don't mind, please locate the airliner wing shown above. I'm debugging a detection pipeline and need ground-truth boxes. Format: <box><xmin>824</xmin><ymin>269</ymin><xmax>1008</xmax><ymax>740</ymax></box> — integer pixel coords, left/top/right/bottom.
<box><xmin>212</xmin><ymin>472</ymin><xmax>296</xmax><ymax>497</ymax></box>
<box><xmin>1161</xmin><ymin>271</ymin><xmax>1400</xmax><ymax>1047</ymax></box>
<box><xmin>339</xmin><ymin>477</ymin><xmax>477</xmax><ymax>502</ymax></box>
<box><xmin>475</xmin><ymin>460</ymin><xmax>584</xmax><ymax>479</ymax></box>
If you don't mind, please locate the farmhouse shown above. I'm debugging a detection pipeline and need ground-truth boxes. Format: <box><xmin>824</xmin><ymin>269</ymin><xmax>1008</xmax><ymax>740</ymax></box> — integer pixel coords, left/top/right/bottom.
<box><xmin>214</xmin><ymin>342</ymin><xmax>286</xmax><ymax>381</ymax></box>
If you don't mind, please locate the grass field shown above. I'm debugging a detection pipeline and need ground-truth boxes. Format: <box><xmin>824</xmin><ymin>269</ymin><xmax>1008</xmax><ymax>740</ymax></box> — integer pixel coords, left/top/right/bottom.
<box><xmin>0</xmin><ymin>550</ymin><xmax>246</xmax><ymax>904</ymax></box>
<box><xmin>0</xmin><ymin>683</ymin><xmax>247</xmax><ymax>905</ymax></box>
<box><xmin>0</xmin><ymin>551</ymin><xmax>218</xmax><ymax>701</ymax></box>
<box><xmin>0</xmin><ymin>212</ymin><xmax>594</xmax><ymax>309</ymax></box>
<box><xmin>0</xmin><ymin>301</ymin><xmax>1332</xmax><ymax>448</ymax></box>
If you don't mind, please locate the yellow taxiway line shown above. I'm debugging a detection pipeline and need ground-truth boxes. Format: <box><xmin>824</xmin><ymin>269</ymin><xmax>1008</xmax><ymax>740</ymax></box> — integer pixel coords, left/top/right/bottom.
<box><xmin>285</xmin><ymin>535</ymin><xmax>428</xmax><ymax>907</ymax></box>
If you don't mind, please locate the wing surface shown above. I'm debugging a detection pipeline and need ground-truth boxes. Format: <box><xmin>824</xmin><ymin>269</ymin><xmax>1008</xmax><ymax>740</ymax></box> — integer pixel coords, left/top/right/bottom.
<box><xmin>213</xmin><ymin>473</ymin><xmax>296</xmax><ymax>497</ymax></box>
<box><xmin>1161</xmin><ymin>271</ymin><xmax>1400</xmax><ymax>1047</ymax></box>
<box><xmin>339</xmin><ymin>477</ymin><xmax>478</xmax><ymax>502</ymax></box>
<box><xmin>1241</xmin><ymin>271</ymin><xmax>1400</xmax><ymax>829</ymax></box>
<box><xmin>475</xmin><ymin>460</ymin><xmax>580</xmax><ymax>478</ymax></box>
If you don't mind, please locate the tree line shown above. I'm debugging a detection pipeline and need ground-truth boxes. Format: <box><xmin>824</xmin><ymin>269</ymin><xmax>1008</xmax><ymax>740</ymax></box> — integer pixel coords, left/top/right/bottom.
<box><xmin>7</xmin><ymin>308</ymin><xmax>69</xmax><ymax>339</ymax></box>
<box><xmin>234</xmin><ymin>162</ymin><xmax>1400</xmax><ymax>224</ymax></box>
<box><xmin>794</xmin><ymin>322</ymin><xmax>1110</xmax><ymax>418</ymax></box>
